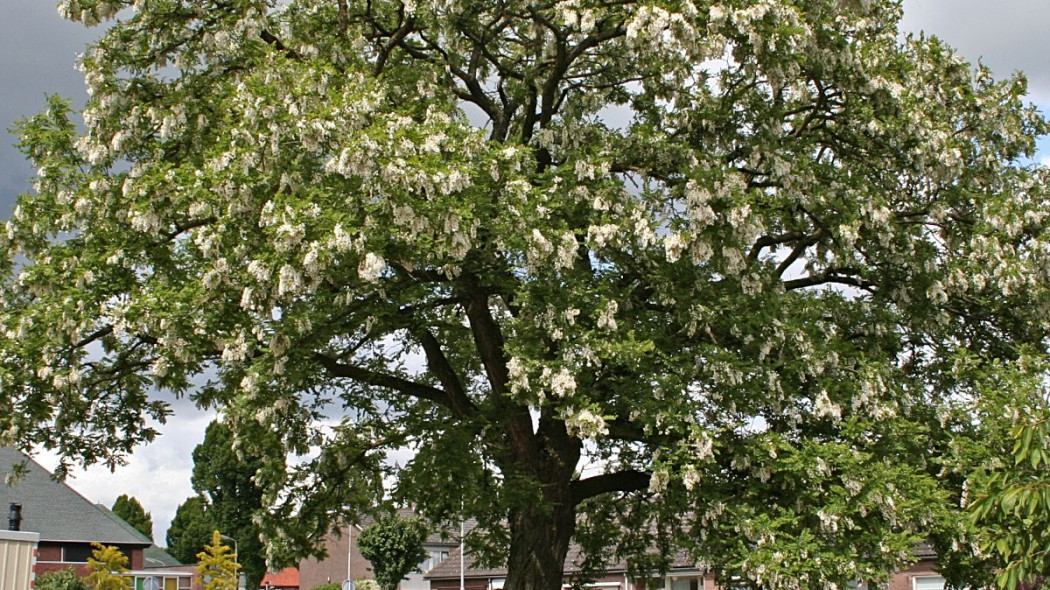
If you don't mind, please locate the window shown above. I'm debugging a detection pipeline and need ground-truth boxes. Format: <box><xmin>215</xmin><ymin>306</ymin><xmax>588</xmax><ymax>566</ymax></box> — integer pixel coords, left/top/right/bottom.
<box><xmin>420</xmin><ymin>549</ymin><xmax>452</xmax><ymax>572</ymax></box>
<box><xmin>913</xmin><ymin>577</ymin><xmax>946</xmax><ymax>590</ymax></box>
<box><xmin>671</xmin><ymin>577</ymin><xmax>701</xmax><ymax>590</ymax></box>
<box><xmin>63</xmin><ymin>545</ymin><xmax>94</xmax><ymax>563</ymax></box>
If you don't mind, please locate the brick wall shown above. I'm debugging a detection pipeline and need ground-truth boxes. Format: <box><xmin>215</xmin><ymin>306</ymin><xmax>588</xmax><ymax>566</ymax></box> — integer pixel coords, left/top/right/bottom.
<box><xmin>888</xmin><ymin>560</ymin><xmax>940</xmax><ymax>590</ymax></box>
<box><xmin>299</xmin><ymin>526</ymin><xmax>375</xmax><ymax>590</ymax></box>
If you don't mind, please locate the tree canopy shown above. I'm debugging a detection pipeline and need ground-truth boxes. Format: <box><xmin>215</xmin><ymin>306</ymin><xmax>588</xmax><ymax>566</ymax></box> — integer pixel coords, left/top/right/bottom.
<box><xmin>191</xmin><ymin>420</ymin><xmax>268</xmax><ymax>588</ymax></box>
<box><xmin>112</xmin><ymin>494</ymin><xmax>154</xmax><ymax>541</ymax></box>
<box><xmin>966</xmin><ymin>370</ymin><xmax>1050</xmax><ymax>590</ymax></box>
<box><xmin>357</xmin><ymin>513</ymin><xmax>431</xmax><ymax>590</ymax></box>
<box><xmin>2</xmin><ymin>1</ymin><xmax>1050</xmax><ymax>590</ymax></box>
<box><xmin>167</xmin><ymin>495</ymin><xmax>217</xmax><ymax>566</ymax></box>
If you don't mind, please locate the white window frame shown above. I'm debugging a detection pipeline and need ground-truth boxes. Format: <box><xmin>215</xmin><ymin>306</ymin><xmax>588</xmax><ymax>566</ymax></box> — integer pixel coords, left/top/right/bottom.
<box><xmin>912</xmin><ymin>575</ymin><xmax>946</xmax><ymax>590</ymax></box>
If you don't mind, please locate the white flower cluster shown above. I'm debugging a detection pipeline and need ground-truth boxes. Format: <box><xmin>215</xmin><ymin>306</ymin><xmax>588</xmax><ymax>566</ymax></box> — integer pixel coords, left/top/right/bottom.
<box><xmin>560</xmin><ymin>406</ymin><xmax>608</xmax><ymax>440</ymax></box>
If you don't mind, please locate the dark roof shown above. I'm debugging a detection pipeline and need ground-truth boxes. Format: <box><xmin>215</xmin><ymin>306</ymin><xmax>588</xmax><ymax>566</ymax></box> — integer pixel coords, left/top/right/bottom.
<box><xmin>0</xmin><ymin>447</ymin><xmax>152</xmax><ymax>546</ymax></box>
<box><xmin>143</xmin><ymin>544</ymin><xmax>184</xmax><ymax>567</ymax></box>
<box><xmin>914</xmin><ymin>543</ymin><xmax>937</xmax><ymax>560</ymax></box>
<box><xmin>352</xmin><ymin>508</ymin><xmax>473</xmax><ymax>547</ymax></box>
<box><xmin>425</xmin><ymin>544</ymin><xmax>699</xmax><ymax>581</ymax></box>
<box><xmin>426</xmin><ymin>540</ymin><xmax>940</xmax><ymax>581</ymax></box>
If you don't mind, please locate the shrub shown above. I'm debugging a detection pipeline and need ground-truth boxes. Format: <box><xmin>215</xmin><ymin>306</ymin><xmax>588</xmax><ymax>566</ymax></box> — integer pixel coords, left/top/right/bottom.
<box><xmin>35</xmin><ymin>568</ymin><xmax>89</xmax><ymax>590</ymax></box>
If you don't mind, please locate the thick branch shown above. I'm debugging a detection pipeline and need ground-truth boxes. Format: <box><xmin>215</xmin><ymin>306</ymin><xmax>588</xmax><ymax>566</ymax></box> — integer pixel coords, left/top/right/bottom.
<box><xmin>783</xmin><ymin>272</ymin><xmax>878</xmax><ymax>293</ymax></box>
<box><xmin>417</xmin><ymin>330</ymin><xmax>478</xmax><ymax>418</ymax></box>
<box><xmin>314</xmin><ymin>353</ymin><xmax>457</xmax><ymax>411</ymax></box>
<box><xmin>571</xmin><ymin>470</ymin><xmax>651</xmax><ymax>505</ymax></box>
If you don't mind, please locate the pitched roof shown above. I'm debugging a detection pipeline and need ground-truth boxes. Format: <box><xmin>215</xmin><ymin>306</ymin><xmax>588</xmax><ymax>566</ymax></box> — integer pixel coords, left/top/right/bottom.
<box><xmin>260</xmin><ymin>567</ymin><xmax>300</xmax><ymax>588</ymax></box>
<box><xmin>425</xmin><ymin>541</ymin><xmax>940</xmax><ymax>581</ymax></box>
<box><xmin>143</xmin><ymin>544</ymin><xmax>184</xmax><ymax>567</ymax></box>
<box><xmin>425</xmin><ymin>545</ymin><xmax>697</xmax><ymax>581</ymax></box>
<box><xmin>351</xmin><ymin>509</ymin><xmax>474</xmax><ymax>547</ymax></box>
<box><xmin>0</xmin><ymin>447</ymin><xmax>152</xmax><ymax>546</ymax></box>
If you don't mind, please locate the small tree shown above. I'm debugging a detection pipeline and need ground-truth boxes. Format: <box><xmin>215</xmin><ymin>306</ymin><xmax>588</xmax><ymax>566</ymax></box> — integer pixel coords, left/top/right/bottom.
<box><xmin>357</xmin><ymin>514</ymin><xmax>430</xmax><ymax>590</ymax></box>
<box><xmin>111</xmin><ymin>494</ymin><xmax>153</xmax><ymax>541</ymax></box>
<box><xmin>84</xmin><ymin>543</ymin><xmax>131</xmax><ymax>590</ymax></box>
<box><xmin>35</xmin><ymin>567</ymin><xmax>89</xmax><ymax>590</ymax></box>
<box><xmin>198</xmin><ymin>530</ymin><xmax>241</xmax><ymax>590</ymax></box>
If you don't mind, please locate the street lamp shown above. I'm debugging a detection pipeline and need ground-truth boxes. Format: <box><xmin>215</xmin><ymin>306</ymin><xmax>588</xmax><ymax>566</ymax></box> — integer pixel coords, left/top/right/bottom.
<box><xmin>219</xmin><ymin>533</ymin><xmax>242</xmax><ymax>590</ymax></box>
<box><xmin>219</xmin><ymin>533</ymin><xmax>238</xmax><ymax>562</ymax></box>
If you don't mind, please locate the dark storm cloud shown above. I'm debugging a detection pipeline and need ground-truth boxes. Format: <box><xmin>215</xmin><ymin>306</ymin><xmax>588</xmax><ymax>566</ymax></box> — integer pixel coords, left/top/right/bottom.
<box><xmin>1</xmin><ymin>2</ymin><xmax>98</xmax><ymax>215</ymax></box>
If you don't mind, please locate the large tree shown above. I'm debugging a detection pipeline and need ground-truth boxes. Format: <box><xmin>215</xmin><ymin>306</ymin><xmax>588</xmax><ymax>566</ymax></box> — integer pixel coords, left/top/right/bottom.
<box><xmin>2</xmin><ymin>2</ymin><xmax>1049</xmax><ymax>590</ymax></box>
<box><xmin>192</xmin><ymin>420</ymin><xmax>268</xmax><ymax>589</ymax></box>
<box><xmin>112</xmin><ymin>494</ymin><xmax>153</xmax><ymax>541</ymax></box>
<box><xmin>167</xmin><ymin>495</ymin><xmax>217</xmax><ymax>566</ymax></box>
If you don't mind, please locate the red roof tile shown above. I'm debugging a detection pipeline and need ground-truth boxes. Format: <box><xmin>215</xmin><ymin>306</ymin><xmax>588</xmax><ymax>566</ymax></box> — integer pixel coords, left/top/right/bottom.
<box><xmin>260</xmin><ymin>567</ymin><xmax>300</xmax><ymax>588</ymax></box>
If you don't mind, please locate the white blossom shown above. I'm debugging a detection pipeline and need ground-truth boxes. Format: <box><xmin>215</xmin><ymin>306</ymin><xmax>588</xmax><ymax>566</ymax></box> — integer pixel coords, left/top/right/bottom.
<box><xmin>358</xmin><ymin>252</ymin><xmax>386</xmax><ymax>283</ymax></box>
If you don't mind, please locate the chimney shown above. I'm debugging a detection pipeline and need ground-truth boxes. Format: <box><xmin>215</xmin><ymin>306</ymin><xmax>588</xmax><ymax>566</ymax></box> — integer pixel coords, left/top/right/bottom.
<box><xmin>8</xmin><ymin>503</ymin><xmax>22</xmax><ymax>531</ymax></box>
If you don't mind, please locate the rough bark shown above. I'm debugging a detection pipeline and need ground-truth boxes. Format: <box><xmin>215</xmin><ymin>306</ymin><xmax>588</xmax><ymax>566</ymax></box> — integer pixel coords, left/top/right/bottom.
<box><xmin>502</xmin><ymin>410</ymin><xmax>586</xmax><ymax>590</ymax></box>
<box><xmin>505</xmin><ymin>494</ymin><xmax>578</xmax><ymax>590</ymax></box>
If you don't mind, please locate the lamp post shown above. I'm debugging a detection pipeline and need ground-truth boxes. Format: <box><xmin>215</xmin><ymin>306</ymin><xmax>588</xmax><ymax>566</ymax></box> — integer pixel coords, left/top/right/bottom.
<box><xmin>219</xmin><ymin>533</ymin><xmax>242</xmax><ymax>590</ymax></box>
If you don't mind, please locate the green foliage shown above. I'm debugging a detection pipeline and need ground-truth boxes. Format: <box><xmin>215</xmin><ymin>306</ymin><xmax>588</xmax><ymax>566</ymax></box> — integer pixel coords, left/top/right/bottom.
<box><xmin>85</xmin><ymin>543</ymin><xmax>131</xmax><ymax>590</ymax></box>
<box><xmin>308</xmin><ymin>585</ymin><xmax>342</xmax><ymax>590</ymax></box>
<box><xmin>198</xmin><ymin>530</ymin><xmax>241</xmax><ymax>590</ymax></box>
<box><xmin>191</xmin><ymin>420</ymin><xmax>267</xmax><ymax>589</ymax></box>
<box><xmin>35</xmin><ymin>567</ymin><xmax>89</xmax><ymax>590</ymax></box>
<box><xmin>167</xmin><ymin>495</ymin><xmax>217</xmax><ymax>565</ymax></box>
<box><xmin>354</xmin><ymin>579</ymin><xmax>381</xmax><ymax>590</ymax></box>
<box><xmin>5</xmin><ymin>2</ymin><xmax>1050</xmax><ymax>590</ymax></box>
<box><xmin>965</xmin><ymin>364</ymin><xmax>1050</xmax><ymax>590</ymax></box>
<box><xmin>357</xmin><ymin>514</ymin><xmax>431</xmax><ymax>590</ymax></box>
<box><xmin>111</xmin><ymin>494</ymin><xmax>153</xmax><ymax>541</ymax></box>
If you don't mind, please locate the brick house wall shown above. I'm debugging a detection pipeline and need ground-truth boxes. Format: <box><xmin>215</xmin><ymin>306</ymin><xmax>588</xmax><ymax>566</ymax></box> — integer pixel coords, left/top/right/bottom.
<box><xmin>299</xmin><ymin>527</ymin><xmax>375</xmax><ymax>590</ymax></box>
<box><xmin>888</xmin><ymin>560</ymin><xmax>941</xmax><ymax>590</ymax></box>
<box><xmin>35</xmin><ymin>542</ymin><xmax>145</xmax><ymax>577</ymax></box>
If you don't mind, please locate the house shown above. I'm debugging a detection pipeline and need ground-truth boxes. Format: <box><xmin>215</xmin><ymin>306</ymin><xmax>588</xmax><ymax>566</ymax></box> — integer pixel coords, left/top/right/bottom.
<box><xmin>0</xmin><ymin>447</ymin><xmax>193</xmax><ymax>589</ymax></box>
<box><xmin>425</xmin><ymin>544</ymin><xmax>709</xmax><ymax>590</ymax></box>
<box><xmin>261</xmin><ymin>567</ymin><xmax>301</xmax><ymax>590</ymax></box>
<box><xmin>298</xmin><ymin>509</ymin><xmax>463</xmax><ymax>590</ymax></box>
<box><xmin>425</xmin><ymin>543</ymin><xmax>953</xmax><ymax>590</ymax></box>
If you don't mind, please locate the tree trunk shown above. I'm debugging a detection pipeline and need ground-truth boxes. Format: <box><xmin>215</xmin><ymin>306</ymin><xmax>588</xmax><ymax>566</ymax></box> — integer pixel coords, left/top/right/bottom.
<box><xmin>502</xmin><ymin>417</ymin><xmax>581</xmax><ymax>590</ymax></box>
<box><xmin>504</xmin><ymin>482</ymin><xmax>577</xmax><ymax>590</ymax></box>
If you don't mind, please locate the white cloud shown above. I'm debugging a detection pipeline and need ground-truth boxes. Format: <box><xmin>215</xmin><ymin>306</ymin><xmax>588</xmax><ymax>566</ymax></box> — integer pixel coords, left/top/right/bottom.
<box><xmin>34</xmin><ymin>409</ymin><xmax>215</xmax><ymax>547</ymax></box>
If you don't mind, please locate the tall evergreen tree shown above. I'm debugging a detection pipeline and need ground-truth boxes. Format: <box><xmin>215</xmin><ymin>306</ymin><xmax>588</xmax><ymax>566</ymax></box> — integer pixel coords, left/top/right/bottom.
<box><xmin>111</xmin><ymin>494</ymin><xmax>153</xmax><ymax>541</ymax></box>
<box><xmin>167</xmin><ymin>495</ymin><xmax>216</xmax><ymax>565</ymax></box>
<box><xmin>192</xmin><ymin>421</ymin><xmax>267</xmax><ymax>589</ymax></box>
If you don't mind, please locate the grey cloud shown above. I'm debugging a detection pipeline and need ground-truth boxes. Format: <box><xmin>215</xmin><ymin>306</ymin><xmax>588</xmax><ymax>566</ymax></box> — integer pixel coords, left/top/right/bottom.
<box><xmin>901</xmin><ymin>0</ymin><xmax>1050</xmax><ymax>104</ymax></box>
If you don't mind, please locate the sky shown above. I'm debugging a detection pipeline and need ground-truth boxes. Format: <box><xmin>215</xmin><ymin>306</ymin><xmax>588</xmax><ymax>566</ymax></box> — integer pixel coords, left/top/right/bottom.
<box><xmin>1</xmin><ymin>0</ymin><xmax>1049</xmax><ymax>549</ymax></box>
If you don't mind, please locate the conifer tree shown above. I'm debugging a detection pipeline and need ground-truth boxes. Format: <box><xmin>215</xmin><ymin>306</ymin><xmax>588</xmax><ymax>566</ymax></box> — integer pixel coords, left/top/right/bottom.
<box><xmin>111</xmin><ymin>494</ymin><xmax>153</xmax><ymax>541</ymax></box>
<box><xmin>198</xmin><ymin>530</ymin><xmax>241</xmax><ymax>590</ymax></box>
<box><xmin>85</xmin><ymin>543</ymin><xmax>131</xmax><ymax>590</ymax></box>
